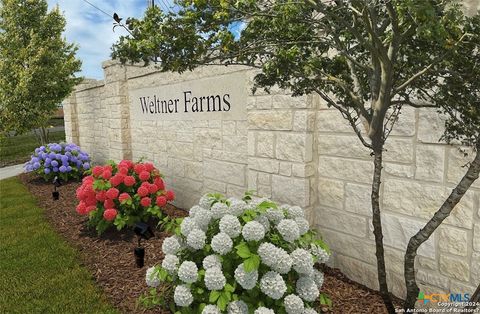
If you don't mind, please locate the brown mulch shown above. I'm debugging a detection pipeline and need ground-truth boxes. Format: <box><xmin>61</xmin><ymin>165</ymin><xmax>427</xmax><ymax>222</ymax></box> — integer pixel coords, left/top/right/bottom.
<box><xmin>18</xmin><ymin>172</ymin><xmax>402</xmax><ymax>314</ymax></box>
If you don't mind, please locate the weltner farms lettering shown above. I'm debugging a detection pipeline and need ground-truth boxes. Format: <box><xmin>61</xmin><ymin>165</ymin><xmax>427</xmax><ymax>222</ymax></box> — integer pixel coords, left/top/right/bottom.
<box><xmin>129</xmin><ymin>71</ymin><xmax>247</xmax><ymax>121</ymax></box>
<box><xmin>139</xmin><ymin>91</ymin><xmax>231</xmax><ymax>114</ymax></box>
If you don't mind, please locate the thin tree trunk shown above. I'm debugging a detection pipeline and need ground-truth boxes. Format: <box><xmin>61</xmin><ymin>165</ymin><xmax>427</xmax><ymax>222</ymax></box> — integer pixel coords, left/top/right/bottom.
<box><xmin>371</xmin><ymin>142</ymin><xmax>396</xmax><ymax>314</ymax></box>
<box><xmin>404</xmin><ymin>141</ymin><xmax>480</xmax><ymax>310</ymax></box>
<box><xmin>40</xmin><ymin>126</ymin><xmax>49</xmax><ymax>145</ymax></box>
<box><xmin>465</xmin><ymin>284</ymin><xmax>480</xmax><ymax>310</ymax></box>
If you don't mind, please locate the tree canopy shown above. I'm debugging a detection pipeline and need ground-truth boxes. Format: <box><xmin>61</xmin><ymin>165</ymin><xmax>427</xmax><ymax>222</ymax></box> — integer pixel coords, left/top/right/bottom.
<box><xmin>0</xmin><ymin>0</ymin><xmax>81</xmax><ymax>137</ymax></box>
<box><xmin>436</xmin><ymin>14</ymin><xmax>479</xmax><ymax>147</ymax></box>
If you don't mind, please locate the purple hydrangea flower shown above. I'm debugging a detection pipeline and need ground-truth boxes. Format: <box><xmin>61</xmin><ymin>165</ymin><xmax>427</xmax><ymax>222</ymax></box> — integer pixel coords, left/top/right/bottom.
<box><xmin>24</xmin><ymin>142</ymin><xmax>90</xmax><ymax>181</ymax></box>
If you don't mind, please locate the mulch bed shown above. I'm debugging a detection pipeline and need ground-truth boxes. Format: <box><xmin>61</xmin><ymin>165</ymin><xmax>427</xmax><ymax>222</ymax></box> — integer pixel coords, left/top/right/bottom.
<box><xmin>18</xmin><ymin>172</ymin><xmax>402</xmax><ymax>313</ymax></box>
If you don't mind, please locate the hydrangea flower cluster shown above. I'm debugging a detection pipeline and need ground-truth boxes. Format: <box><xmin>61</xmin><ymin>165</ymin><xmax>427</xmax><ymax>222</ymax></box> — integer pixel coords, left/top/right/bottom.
<box><xmin>146</xmin><ymin>193</ymin><xmax>330</xmax><ymax>313</ymax></box>
<box><xmin>24</xmin><ymin>142</ymin><xmax>90</xmax><ymax>181</ymax></box>
<box><xmin>75</xmin><ymin>159</ymin><xmax>175</xmax><ymax>234</ymax></box>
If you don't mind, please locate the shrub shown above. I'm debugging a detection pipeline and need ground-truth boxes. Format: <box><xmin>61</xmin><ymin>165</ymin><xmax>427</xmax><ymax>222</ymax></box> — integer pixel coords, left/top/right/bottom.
<box><xmin>144</xmin><ymin>193</ymin><xmax>331</xmax><ymax>314</ymax></box>
<box><xmin>75</xmin><ymin>159</ymin><xmax>175</xmax><ymax>234</ymax></box>
<box><xmin>24</xmin><ymin>142</ymin><xmax>90</xmax><ymax>182</ymax></box>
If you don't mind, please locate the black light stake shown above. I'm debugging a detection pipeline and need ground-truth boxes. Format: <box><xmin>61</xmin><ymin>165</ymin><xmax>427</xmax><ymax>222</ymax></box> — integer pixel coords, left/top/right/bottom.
<box><xmin>52</xmin><ymin>176</ymin><xmax>61</xmax><ymax>200</ymax></box>
<box><xmin>134</xmin><ymin>246</ymin><xmax>145</xmax><ymax>268</ymax></box>
<box><xmin>133</xmin><ymin>222</ymin><xmax>155</xmax><ymax>268</ymax></box>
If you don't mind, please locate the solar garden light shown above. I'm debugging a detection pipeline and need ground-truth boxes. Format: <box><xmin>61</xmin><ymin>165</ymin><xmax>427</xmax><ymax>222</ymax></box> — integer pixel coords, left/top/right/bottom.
<box><xmin>133</xmin><ymin>222</ymin><xmax>154</xmax><ymax>268</ymax></box>
<box><xmin>52</xmin><ymin>176</ymin><xmax>61</xmax><ymax>200</ymax></box>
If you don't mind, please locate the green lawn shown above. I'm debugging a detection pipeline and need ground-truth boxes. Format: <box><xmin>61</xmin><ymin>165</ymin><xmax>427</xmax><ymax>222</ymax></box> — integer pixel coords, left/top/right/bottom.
<box><xmin>48</xmin><ymin>118</ymin><xmax>65</xmax><ymax>127</ymax></box>
<box><xmin>0</xmin><ymin>130</ymin><xmax>65</xmax><ymax>167</ymax></box>
<box><xmin>0</xmin><ymin>177</ymin><xmax>118</xmax><ymax>314</ymax></box>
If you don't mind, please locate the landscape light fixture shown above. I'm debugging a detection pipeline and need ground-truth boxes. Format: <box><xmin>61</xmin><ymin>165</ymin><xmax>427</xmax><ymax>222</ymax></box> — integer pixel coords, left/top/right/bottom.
<box><xmin>133</xmin><ymin>222</ymin><xmax>155</xmax><ymax>268</ymax></box>
<box><xmin>52</xmin><ymin>176</ymin><xmax>61</xmax><ymax>200</ymax></box>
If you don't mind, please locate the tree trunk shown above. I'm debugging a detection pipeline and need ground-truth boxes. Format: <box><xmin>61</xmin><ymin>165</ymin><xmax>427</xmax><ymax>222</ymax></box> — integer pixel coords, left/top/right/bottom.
<box><xmin>465</xmin><ymin>284</ymin><xmax>480</xmax><ymax>310</ymax></box>
<box><xmin>35</xmin><ymin>126</ymin><xmax>49</xmax><ymax>145</ymax></box>
<box><xmin>404</xmin><ymin>141</ymin><xmax>480</xmax><ymax>310</ymax></box>
<box><xmin>40</xmin><ymin>126</ymin><xmax>49</xmax><ymax>145</ymax></box>
<box><xmin>371</xmin><ymin>141</ymin><xmax>396</xmax><ymax>314</ymax></box>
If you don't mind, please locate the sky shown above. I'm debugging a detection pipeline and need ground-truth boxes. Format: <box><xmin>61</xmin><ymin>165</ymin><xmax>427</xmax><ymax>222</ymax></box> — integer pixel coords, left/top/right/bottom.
<box><xmin>46</xmin><ymin>0</ymin><xmax>173</xmax><ymax>79</ymax></box>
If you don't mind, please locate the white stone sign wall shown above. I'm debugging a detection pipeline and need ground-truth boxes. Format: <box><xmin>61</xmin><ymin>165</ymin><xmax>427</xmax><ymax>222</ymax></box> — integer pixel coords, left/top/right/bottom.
<box><xmin>129</xmin><ymin>71</ymin><xmax>247</xmax><ymax>121</ymax></box>
<box><xmin>65</xmin><ymin>60</ymin><xmax>480</xmax><ymax>302</ymax></box>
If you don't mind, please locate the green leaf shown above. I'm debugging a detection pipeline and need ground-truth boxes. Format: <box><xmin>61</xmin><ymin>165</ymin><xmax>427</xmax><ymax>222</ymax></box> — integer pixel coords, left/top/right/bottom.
<box><xmin>314</xmin><ymin>239</ymin><xmax>331</xmax><ymax>254</ymax></box>
<box><xmin>257</xmin><ymin>200</ymin><xmax>277</xmax><ymax>210</ymax></box>
<box><xmin>204</xmin><ymin>244</ymin><xmax>211</xmax><ymax>253</ymax></box>
<box><xmin>235</xmin><ymin>242</ymin><xmax>251</xmax><ymax>258</ymax></box>
<box><xmin>320</xmin><ymin>293</ymin><xmax>332</xmax><ymax>307</ymax></box>
<box><xmin>209</xmin><ymin>290</ymin><xmax>221</xmax><ymax>303</ymax></box>
<box><xmin>158</xmin><ymin>267</ymin><xmax>169</xmax><ymax>281</ymax></box>
<box><xmin>224</xmin><ymin>283</ymin><xmax>235</xmax><ymax>293</ymax></box>
<box><xmin>174</xmin><ymin>226</ymin><xmax>181</xmax><ymax>236</ymax></box>
<box><xmin>243</xmin><ymin>254</ymin><xmax>260</xmax><ymax>272</ymax></box>
<box><xmin>217</xmin><ymin>292</ymin><xmax>230</xmax><ymax>311</ymax></box>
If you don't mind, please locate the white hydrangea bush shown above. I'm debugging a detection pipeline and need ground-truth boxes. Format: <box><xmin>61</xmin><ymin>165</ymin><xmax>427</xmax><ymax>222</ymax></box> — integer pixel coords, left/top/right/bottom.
<box><xmin>145</xmin><ymin>192</ymin><xmax>331</xmax><ymax>314</ymax></box>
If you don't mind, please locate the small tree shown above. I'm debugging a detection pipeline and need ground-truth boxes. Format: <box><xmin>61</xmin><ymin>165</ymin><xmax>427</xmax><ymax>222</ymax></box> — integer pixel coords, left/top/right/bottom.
<box><xmin>404</xmin><ymin>14</ymin><xmax>480</xmax><ymax>310</ymax></box>
<box><xmin>112</xmin><ymin>2</ymin><xmax>479</xmax><ymax>312</ymax></box>
<box><xmin>0</xmin><ymin>0</ymin><xmax>81</xmax><ymax>144</ymax></box>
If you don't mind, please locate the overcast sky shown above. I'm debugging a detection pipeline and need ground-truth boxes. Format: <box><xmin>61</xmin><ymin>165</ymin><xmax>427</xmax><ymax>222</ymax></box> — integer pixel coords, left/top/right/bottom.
<box><xmin>46</xmin><ymin>0</ymin><xmax>173</xmax><ymax>79</ymax></box>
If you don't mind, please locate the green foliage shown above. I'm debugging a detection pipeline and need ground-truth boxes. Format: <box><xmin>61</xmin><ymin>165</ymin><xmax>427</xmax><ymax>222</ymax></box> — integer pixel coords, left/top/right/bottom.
<box><xmin>0</xmin><ymin>0</ymin><xmax>81</xmax><ymax>137</ymax></box>
<box><xmin>0</xmin><ymin>177</ymin><xmax>117</xmax><ymax>313</ymax></box>
<box><xmin>139</xmin><ymin>285</ymin><xmax>175</xmax><ymax>310</ymax></box>
<box><xmin>161</xmin><ymin>216</ymin><xmax>184</xmax><ymax>236</ymax></box>
<box><xmin>435</xmin><ymin>14</ymin><xmax>480</xmax><ymax>146</ymax></box>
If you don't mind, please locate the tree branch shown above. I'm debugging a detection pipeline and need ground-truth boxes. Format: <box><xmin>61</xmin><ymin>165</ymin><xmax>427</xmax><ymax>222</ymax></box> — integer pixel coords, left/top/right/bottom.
<box><xmin>393</xmin><ymin>63</ymin><xmax>436</xmax><ymax>94</ymax></box>
<box><xmin>404</xmin><ymin>139</ymin><xmax>480</xmax><ymax>310</ymax></box>
<box><xmin>393</xmin><ymin>33</ymin><xmax>470</xmax><ymax>94</ymax></box>
<box><xmin>315</xmin><ymin>88</ymin><xmax>373</xmax><ymax>149</ymax></box>
<box><xmin>391</xmin><ymin>99</ymin><xmax>438</xmax><ymax>108</ymax></box>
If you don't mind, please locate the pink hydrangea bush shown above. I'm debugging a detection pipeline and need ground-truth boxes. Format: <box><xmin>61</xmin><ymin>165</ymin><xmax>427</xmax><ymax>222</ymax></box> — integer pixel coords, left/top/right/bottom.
<box><xmin>75</xmin><ymin>159</ymin><xmax>175</xmax><ymax>234</ymax></box>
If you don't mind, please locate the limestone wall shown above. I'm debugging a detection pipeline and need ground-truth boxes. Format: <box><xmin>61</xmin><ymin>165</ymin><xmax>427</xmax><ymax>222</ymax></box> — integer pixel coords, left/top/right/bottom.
<box><xmin>64</xmin><ymin>60</ymin><xmax>479</xmax><ymax>300</ymax></box>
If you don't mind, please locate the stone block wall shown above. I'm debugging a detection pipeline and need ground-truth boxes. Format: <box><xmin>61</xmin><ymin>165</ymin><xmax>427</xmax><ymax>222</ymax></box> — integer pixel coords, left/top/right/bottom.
<box><xmin>64</xmin><ymin>60</ymin><xmax>479</xmax><ymax>301</ymax></box>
